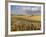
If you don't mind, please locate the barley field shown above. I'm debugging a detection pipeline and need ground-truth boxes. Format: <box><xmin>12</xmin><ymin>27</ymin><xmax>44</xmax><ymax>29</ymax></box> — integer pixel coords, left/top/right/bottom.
<box><xmin>11</xmin><ymin>16</ymin><xmax>41</xmax><ymax>31</ymax></box>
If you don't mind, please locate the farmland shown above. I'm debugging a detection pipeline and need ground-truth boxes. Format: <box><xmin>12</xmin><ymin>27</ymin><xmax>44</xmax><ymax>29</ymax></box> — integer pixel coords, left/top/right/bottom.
<box><xmin>11</xmin><ymin>16</ymin><xmax>41</xmax><ymax>31</ymax></box>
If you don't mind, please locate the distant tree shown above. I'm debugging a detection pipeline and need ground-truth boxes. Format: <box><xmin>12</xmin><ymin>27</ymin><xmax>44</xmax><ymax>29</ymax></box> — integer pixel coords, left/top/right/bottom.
<box><xmin>32</xmin><ymin>15</ymin><xmax>34</xmax><ymax>16</ymax></box>
<box><xmin>17</xmin><ymin>15</ymin><xmax>24</xmax><ymax>16</ymax></box>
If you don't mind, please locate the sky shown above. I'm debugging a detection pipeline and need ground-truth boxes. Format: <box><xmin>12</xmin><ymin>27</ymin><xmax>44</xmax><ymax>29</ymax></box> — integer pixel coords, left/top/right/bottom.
<box><xmin>11</xmin><ymin>5</ymin><xmax>41</xmax><ymax>15</ymax></box>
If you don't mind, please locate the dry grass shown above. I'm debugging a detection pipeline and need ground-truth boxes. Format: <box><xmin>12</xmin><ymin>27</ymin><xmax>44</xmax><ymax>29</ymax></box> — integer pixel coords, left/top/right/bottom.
<box><xmin>11</xmin><ymin>16</ymin><xmax>41</xmax><ymax>31</ymax></box>
<box><xmin>12</xmin><ymin>16</ymin><xmax>41</xmax><ymax>21</ymax></box>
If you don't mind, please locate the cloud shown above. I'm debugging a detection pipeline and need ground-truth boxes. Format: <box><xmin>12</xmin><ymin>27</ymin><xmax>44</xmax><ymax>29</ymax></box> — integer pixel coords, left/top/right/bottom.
<box><xmin>22</xmin><ymin>7</ymin><xmax>31</xmax><ymax>11</ymax></box>
<box><xmin>21</xmin><ymin>7</ymin><xmax>41</xmax><ymax>12</ymax></box>
<box><xmin>11</xmin><ymin>5</ymin><xmax>41</xmax><ymax>15</ymax></box>
<box><xmin>31</xmin><ymin>7</ymin><xmax>41</xmax><ymax>11</ymax></box>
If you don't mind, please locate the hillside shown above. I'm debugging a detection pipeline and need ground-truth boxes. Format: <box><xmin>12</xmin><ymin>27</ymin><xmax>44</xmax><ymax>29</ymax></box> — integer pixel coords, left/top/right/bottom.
<box><xmin>11</xmin><ymin>15</ymin><xmax>41</xmax><ymax>31</ymax></box>
<box><xmin>12</xmin><ymin>16</ymin><xmax>41</xmax><ymax>22</ymax></box>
